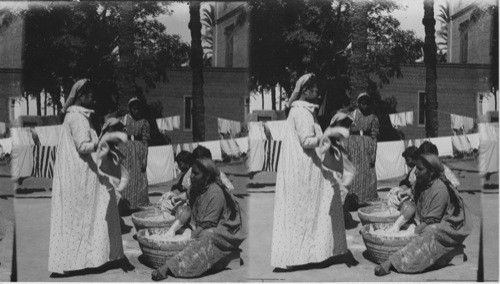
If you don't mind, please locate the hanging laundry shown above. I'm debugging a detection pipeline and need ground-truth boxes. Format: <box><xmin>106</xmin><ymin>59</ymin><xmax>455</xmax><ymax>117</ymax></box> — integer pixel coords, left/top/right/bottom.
<box><xmin>0</xmin><ymin>138</ymin><xmax>12</xmax><ymax>155</ymax></box>
<box><xmin>11</xmin><ymin>146</ymin><xmax>33</xmax><ymax>179</ymax></box>
<box><xmin>175</xmin><ymin>140</ymin><xmax>223</xmax><ymax>161</ymax></box>
<box><xmin>248</xmin><ymin>122</ymin><xmax>267</xmax><ymax>140</ymax></box>
<box><xmin>220</xmin><ymin>139</ymin><xmax>241</xmax><ymax>157</ymax></box>
<box><xmin>146</xmin><ymin>145</ymin><xmax>177</xmax><ymax>185</ymax></box>
<box><xmin>31</xmin><ymin>145</ymin><xmax>57</xmax><ymax>179</ymax></box>
<box><xmin>235</xmin><ymin>137</ymin><xmax>249</xmax><ymax>154</ymax></box>
<box><xmin>265</xmin><ymin>120</ymin><xmax>288</xmax><ymax>141</ymax></box>
<box><xmin>262</xmin><ymin>140</ymin><xmax>282</xmax><ymax>172</ymax></box>
<box><xmin>11</xmin><ymin>127</ymin><xmax>35</xmax><ymax>146</ymax></box>
<box><xmin>156</xmin><ymin>116</ymin><xmax>181</xmax><ymax>132</ymax></box>
<box><xmin>451</xmin><ymin>134</ymin><xmax>473</xmax><ymax>154</ymax></box>
<box><xmin>0</xmin><ymin>122</ymin><xmax>6</xmax><ymax>136</ymax></box>
<box><xmin>246</xmin><ymin>139</ymin><xmax>265</xmax><ymax>173</ymax></box>
<box><xmin>450</xmin><ymin>114</ymin><xmax>474</xmax><ymax>133</ymax></box>
<box><xmin>218</xmin><ymin>118</ymin><xmax>242</xmax><ymax>137</ymax></box>
<box><xmin>389</xmin><ymin>111</ymin><xmax>414</xmax><ymax>128</ymax></box>
<box><xmin>34</xmin><ymin>125</ymin><xmax>63</xmax><ymax>146</ymax></box>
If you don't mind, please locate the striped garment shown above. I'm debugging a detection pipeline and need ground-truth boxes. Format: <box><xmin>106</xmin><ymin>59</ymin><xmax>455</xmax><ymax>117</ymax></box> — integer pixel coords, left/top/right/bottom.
<box><xmin>262</xmin><ymin>140</ymin><xmax>282</xmax><ymax>172</ymax></box>
<box><xmin>31</xmin><ymin>145</ymin><xmax>57</xmax><ymax>178</ymax></box>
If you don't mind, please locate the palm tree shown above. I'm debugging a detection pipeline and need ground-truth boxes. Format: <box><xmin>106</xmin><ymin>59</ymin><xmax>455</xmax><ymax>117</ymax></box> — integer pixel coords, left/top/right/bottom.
<box><xmin>349</xmin><ymin>1</ymin><xmax>369</xmax><ymax>106</ymax></box>
<box><xmin>116</xmin><ymin>2</ymin><xmax>137</xmax><ymax>113</ymax></box>
<box><xmin>189</xmin><ymin>1</ymin><xmax>205</xmax><ymax>142</ymax></box>
<box><xmin>436</xmin><ymin>2</ymin><xmax>450</xmax><ymax>62</ymax></box>
<box><xmin>201</xmin><ymin>3</ymin><xmax>215</xmax><ymax>67</ymax></box>
<box><xmin>423</xmin><ymin>0</ymin><xmax>438</xmax><ymax>137</ymax></box>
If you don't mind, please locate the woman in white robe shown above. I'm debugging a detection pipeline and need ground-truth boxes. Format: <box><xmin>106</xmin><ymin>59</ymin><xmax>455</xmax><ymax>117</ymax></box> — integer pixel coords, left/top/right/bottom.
<box><xmin>271</xmin><ymin>74</ymin><xmax>347</xmax><ymax>269</ymax></box>
<box><xmin>48</xmin><ymin>79</ymin><xmax>124</xmax><ymax>274</ymax></box>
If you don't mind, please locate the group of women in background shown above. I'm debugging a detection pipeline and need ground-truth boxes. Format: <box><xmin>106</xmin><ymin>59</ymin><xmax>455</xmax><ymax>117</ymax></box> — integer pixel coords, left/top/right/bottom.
<box><xmin>48</xmin><ymin>79</ymin><xmax>244</xmax><ymax>280</ymax></box>
<box><xmin>271</xmin><ymin>73</ymin><xmax>473</xmax><ymax>276</ymax></box>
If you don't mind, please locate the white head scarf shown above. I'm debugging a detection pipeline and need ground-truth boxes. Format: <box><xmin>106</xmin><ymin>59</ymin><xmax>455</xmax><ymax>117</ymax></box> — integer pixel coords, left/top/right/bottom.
<box><xmin>286</xmin><ymin>73</ymin><xmax>315</xmax><ymax>107</ymax></box>
<box><xmin>62</xmin><ymin>79</ymin><xmax>90</xmax><ymax>113</ymax></box>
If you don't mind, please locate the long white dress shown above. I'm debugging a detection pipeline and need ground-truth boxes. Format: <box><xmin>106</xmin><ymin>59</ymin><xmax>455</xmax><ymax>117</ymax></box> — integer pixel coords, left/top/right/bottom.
<box><xmin>48</xmin><ymin>106</ymin><xmax>124</xmax><ymax>273</ymax></box>
<box><xmin>271</xmin><ymin>101</ymin><xmax>347</xmax><ymax>268</ymax></box>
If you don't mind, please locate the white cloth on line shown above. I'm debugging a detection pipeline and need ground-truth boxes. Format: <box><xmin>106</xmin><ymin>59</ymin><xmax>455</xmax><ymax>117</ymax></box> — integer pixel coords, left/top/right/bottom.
<box><xmin>376</xmin><ymin>140</ymin><xmax>406</xmax><ymax>180</ymax></box>
<box><xmin>248</xmin><ymin>122</ymin><xmax>267</xmax><ymax>140</ymax></box>
<box><xmin>156</xmin><ymin>116</ymin><xmax>180</xmax><ymax>132</ymax></box>
<box><xmin>11</xmin><ymin>145</ymin><xmax>33</xmax><ymax>178</ymax></box>
<box><xmin>246</xmin><ymin>139</ymin><xmax>265</xmax><ymax>172</ymax></box>
<box><xmin>0</xmin><ymin>122</ymin><xmax>6</xmax><ymax>136</ymax></box>
<box><xmin>220</xmin><ymin>139</ymin><xmax>241</xmax><ymax>157</ymax></box>
<box><xmin>146</xmin><ymin>145</ymin><xmax>177</xmax><ymax>185</ymax></box>
<box><xmin>11</xmin><ymin>127</ymin><xmax>35</xmax><ymax>146</ymax></box>
<box><xmin>478</xmin><ymin>122</ymin><xmax>498</xmax><ymax>142</ymax></box>
<box><xmin>389</xmin><ymin>111</ymin><xmax>413</xmax><ymax>128</ymax></box>
<box><xmin>218</xmin><ymin>118</ymin><xmax>242</xmax><ymax>136</ymax></box>
<box><xmin>0</xmin><ymin>138</ymin><xmax>12</xmax><ymax>155</ymax></box>
<box><xmin>467</xmin><ymin>133</ymin><xmax>480</xmax><ymax>150</ymax></box>
<box><xmin>450</xmin><ymin>114</ymin><xmax>474</xmax><ymax>133</ymax></box>
<box><xmin>428</xmin><ymin>136</ymin><xmax>454</xmax><ymax>157</ymax></box>
<box><xmin>235</xmin><ymin>137</ymin><xmax>249</xmax><ymax>154</ymax></box>
<box><xmin>479</xmin><ymin>140</ymin><xmax>499</xmax><ymax>174</ymax></box>
<box><xmin>451</xmin><ymin>134</ymin><xmax>472</xmax><ymax>153</ymax></box>
<box><xmin>34</xmin><ymin>125</ymin><xmax>63</xmax><ymax>146</ymax></box>
<box><xmin>265</xmin><ymin>120</ymin><xmax>288</xmax><ymax>141</ymax></box>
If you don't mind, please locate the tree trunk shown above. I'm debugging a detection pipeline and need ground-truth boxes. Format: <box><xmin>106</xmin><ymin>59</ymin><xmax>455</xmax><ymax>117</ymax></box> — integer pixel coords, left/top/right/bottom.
<box><xmin>261</xmin><ymin>86</ymin><xmax>264</xmax><ymax>109</ymax></box>
<box><xmin>279</xmin><ymin>86</ymin><xmax>282</xmax><ymax>111</ymax></box>
<box><xmin>116</xmin><ymin>2</ymin><xmax>136</xmax><ymax>114</ymax></box>
<box><xmin>349</xmin><ymin>1</ymin><xmax>369</xmax><ymax>106</ymax></box>
<box><xmin>271</xmin><ymin>85</ymin><xmax>276</xmax><ymax>111</ymax></box>
<box><xmin>423</xmin><ymin>0</ymin><xmax>438</xmax><ymax>137</ymax></box>
<box><xmin>36</xmin><ymin>91</ymin><xmax>41</xmax><ymax>116</ymax></box>
<box><xmin>44</xmin><ymin>90</ymin><xmax>47</xmax><ymax>116</ymax></box>
<box><xmin>189</xmin><ymin>1</ymin><xmax>205</xmax><ymax>142</ymax></box>
<box><xmin>25</xmin><ymin>93</ymin><xmax>29</xmax><ymax>116</ymax></box>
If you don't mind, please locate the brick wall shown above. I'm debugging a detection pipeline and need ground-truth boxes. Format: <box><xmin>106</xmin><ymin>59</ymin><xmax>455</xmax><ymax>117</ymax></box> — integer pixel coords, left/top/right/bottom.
<box><xmin>144</xmin><ymin>67</ymin><xmax>247</xmax><ymax>144</ymax></box>
<box><xmin>376</xmin><ymin>63</ymin><xmax>491</xmax><ymax>139</ymax></box>
<box><xmin>0</xmin><ymin>17</ymin><xmax>24</xmax><ymax>124</ymax></box>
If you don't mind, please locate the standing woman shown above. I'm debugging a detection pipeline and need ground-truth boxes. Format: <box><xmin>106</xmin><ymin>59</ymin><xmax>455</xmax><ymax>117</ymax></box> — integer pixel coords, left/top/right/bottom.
<box><xmin>271</xmin><ymin>74</ymin><xmax>347</xmax><ymax>270</ymax></box>
<box><xmin>49</xmin><ymin>79</ymin><xmax>124</xmax><ymax>274</ymax></box>
<box><xmin>345</xmin><ymin>93</ymin><xmax>379</xmax><ymax>208</ymax></box>
<box><xmin>119</xmin><ymin>97</ymin><xmax>151</xmax><ymax>212</ymax></box>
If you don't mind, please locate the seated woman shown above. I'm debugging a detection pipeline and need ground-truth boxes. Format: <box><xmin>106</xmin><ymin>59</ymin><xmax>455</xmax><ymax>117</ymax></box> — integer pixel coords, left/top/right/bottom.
<box><xmin>161</xmin><ymin>146</ymin><xmax>234</xmax><ymax>211</ymax></box>
<box><xmin>152</xmin><ymin>158</ymin><xmax>245</xmax><ymax>280</ymax></box>
<box><xmin>374</xmin><ymin>154</ymin><xmax>473</xmax><ymax>276</ymax></box>
<box><xmin>399</xmin><ymin>146</ymin><xmax>419</xmax><ymax>189</ymax></box>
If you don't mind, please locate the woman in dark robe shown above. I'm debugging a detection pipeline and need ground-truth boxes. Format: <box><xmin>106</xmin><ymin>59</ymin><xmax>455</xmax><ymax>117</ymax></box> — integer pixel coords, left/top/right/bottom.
<box><xmin>345</xmin><ymin>93</ymin><xmax>379</xmax><ymax>208</ymax></box>
<box><xmin>119</xmin><ymin>97</ymin><xmax>150</xmax><ymax>212</ymax></box>
<box><xmin>151</xmin><ymin>158</ymin><xmax>245</xmax><ymax>280</ymax></box>
<box><xmin>374</xmin><ymin>154</ymin><xmax>473</xmax><ymax>276</ymax></box>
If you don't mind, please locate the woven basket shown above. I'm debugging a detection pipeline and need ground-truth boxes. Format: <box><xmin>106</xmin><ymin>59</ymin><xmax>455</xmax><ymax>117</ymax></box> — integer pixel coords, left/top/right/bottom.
<box><xmin>359</xmin><ymin>223</ymin><xmax>417</xmax><ymax>264</ymax></box>
<box><xmin>131</xmin><ymin>210</ymin><xmax>176</xmax><ymax>232</ymax></box>
<box><xmin>357</xmin><ymin>204</ymin><xmax>400</xmax><ymax>226</ymax></box>
<box><xmin>137</xmin><ymin>227</ymin><xmax>194</xmax><ymax>269</ymax></box>
<box><xmin>137</xmin><ymin>203</ymin><xmax>161</xmax><ymax>211</ymax></box>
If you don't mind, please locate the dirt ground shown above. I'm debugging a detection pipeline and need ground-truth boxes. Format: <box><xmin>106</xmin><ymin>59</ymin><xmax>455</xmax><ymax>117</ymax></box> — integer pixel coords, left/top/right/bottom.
<box><xmin>246</xmin><ymin>158</ymin><xmax>497</xmax><ymax>282</ymax></box>
<box><xmin>8</xmin><ymin>157</ymin><xmax>500</xmax><ymax>282</ymax></box>
<box><xmin>0</xmin><ymin>163</ymin><xmax>15</xmax><ymax>282</ymax></box>
<box><xmin>13</xmin><ymin>162</ymin><xmax>249</xmax><ymax>282</ymax></box>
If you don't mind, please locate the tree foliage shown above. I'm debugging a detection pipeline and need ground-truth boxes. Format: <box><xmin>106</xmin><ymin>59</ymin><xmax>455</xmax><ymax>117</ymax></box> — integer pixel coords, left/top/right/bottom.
<box><xmin>201</xmin><ymin>3</ymin><xmax>215</xmax><ymax>66</ymax></box>
<box><xmin>22</xmin><ymin>1</ymin><xmax>189</xmax><ymax>117</ymax></box>
<box><xmin>249</xmin><ymin>0</ymin><xmax>423</xmax><ymax>117</ymax></box>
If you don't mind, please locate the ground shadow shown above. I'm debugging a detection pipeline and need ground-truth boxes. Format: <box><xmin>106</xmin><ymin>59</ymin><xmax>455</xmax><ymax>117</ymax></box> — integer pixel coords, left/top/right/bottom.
<box><xmin>246</xmin><ymin>183</ymin><xmax>276</xmax><ymax>189</ymax></box>
<box><xmin>50</xmin><ymin>258</ymin><xmax>135</xmax><ymax>278</ymax></box>
<box><xmin>273</xmin><ymin>250</ymin><xmax>359</xmax><ymax>273</ymax></box>
<box><xmin>15</xmin><ymin>188</ymin><xmax>46</xmax><ymax>194</ymax></box>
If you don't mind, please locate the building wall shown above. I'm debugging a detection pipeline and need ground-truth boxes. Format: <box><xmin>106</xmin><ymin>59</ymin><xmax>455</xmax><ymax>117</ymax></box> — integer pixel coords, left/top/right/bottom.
<box><xmin>214</xmin><ymin>2</ymin><xmax>249</xmax><ymax>68</ymax></box>
<box><xmin>449</xmin><ymin>1</ymin><xmax>494</xmax><ymax>64</ymax></box>
<box><xmin>376</xmin><ymin>63</ymin><xmax>490</xmax><ymax>139</ymax></box>
<box><xmin>0</xmin><ymin>16</ymin><xmax>24</xmax><ymax>124</ymax></box>
<box><xmin>144</xmin><ymin>68</ymin><xmax>247</xmax><ymax>144</ymax></box>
